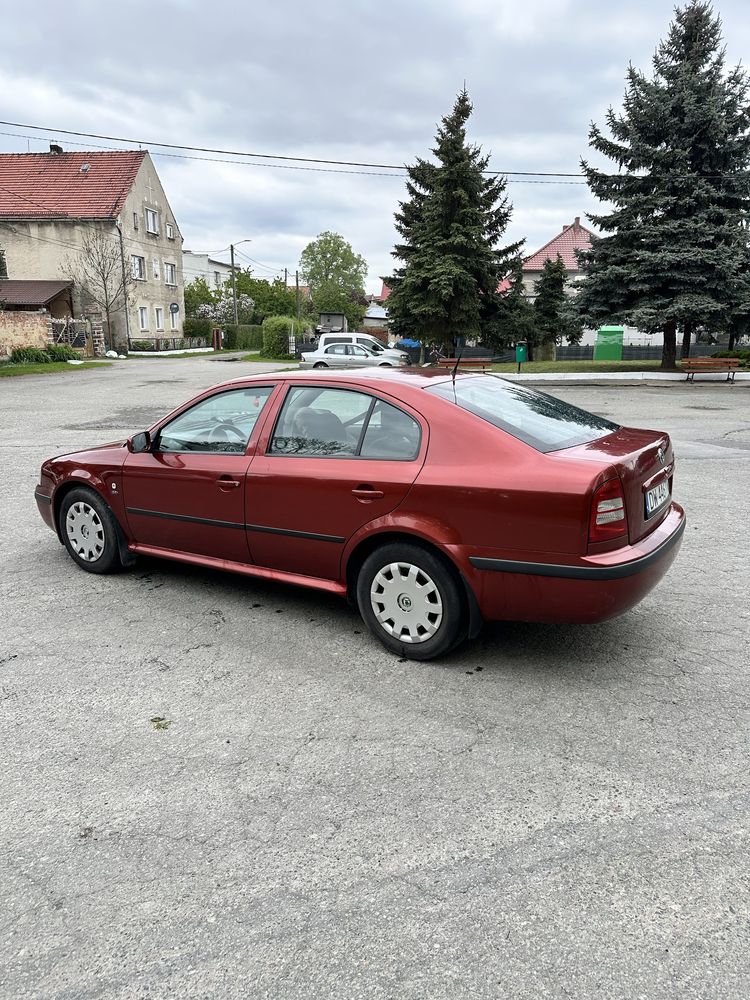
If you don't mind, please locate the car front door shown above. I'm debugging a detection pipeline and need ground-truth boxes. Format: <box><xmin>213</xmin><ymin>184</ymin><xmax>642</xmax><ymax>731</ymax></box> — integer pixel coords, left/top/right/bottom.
<box><xmin>122</xmin><ymin>384</ymin><xmax>277</xmax><ymax>562</ymax></box>
<box><xmin>245</xmin><ymin>385</ymin><xmax>427</xmax><ymax>580</ymax></box>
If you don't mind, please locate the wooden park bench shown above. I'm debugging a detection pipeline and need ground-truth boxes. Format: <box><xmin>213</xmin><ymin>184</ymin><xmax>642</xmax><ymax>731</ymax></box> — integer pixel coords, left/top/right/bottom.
<box><xmin>436</xmin><ymin>358</ymin><xmax>494</xmax><ymax>372</ymax></box>
<box><xmin>681</xmin><ymin>357</ymin><xmax>742</xmax><ymax>382</ymax></box>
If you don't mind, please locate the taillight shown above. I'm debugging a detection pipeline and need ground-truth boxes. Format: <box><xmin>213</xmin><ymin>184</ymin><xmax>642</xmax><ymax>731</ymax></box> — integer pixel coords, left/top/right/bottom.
<box><xmin>589</xmin><ymin>478</ymin><xmax>627</xmax><ymax>543</ymax></box>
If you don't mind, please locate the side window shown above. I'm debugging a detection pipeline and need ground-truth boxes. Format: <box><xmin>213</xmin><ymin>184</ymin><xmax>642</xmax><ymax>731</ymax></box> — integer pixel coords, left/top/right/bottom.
<box><xmin>269</xmin><ymin>389</ymin><xmax>421</xmax><ymax>461</ymax></box>
<box><xmin>326</xmin><ymin>344</ymin><xmax>347</xmax><ymax>356</ymax></box>
<box><xmin>270</xmin><ymin>387</ymin><xmax>373</xmax><ymax>457</ymax></box>
<box><xmin>351</xmin><ymin>346</ymin><xmax>369</xmax><ymax>356</ymax></box>
<box><xmin>360</xmin><ymin>400</ymin><xmax>421</xmax><ymax>460</ymax></box>
<box><xmin>157</xmin><ymin>387</ymin><xmax>273</xmax><ymax>454</ymax></box>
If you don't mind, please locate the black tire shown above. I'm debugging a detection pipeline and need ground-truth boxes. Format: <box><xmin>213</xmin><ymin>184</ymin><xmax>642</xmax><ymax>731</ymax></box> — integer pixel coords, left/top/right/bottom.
<box><xmin>313</xmin><ymin>362</ymin><xmax>328</xmax><ymax>368</ymax></box>
<box><xmin>356</xmin><ymin>542</ymin><xmax>466</xmax><ymax>660</ymax></box>
<box><xmin>59</xmin><ymin>487</ymin><xmax>124</xmax><ymax>574</ymax></box>
<box><xmin>378</xmin><ymin>362</ymin><xmax>393</xmax><ymax>367</ymax></box>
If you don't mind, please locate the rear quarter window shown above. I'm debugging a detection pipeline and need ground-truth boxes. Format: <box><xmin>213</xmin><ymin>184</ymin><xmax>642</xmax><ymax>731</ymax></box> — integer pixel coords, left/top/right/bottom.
<box><xmin>426</xmin><ymin>375</ymin><xmax>619</xmax><ymax>452</ymax></box>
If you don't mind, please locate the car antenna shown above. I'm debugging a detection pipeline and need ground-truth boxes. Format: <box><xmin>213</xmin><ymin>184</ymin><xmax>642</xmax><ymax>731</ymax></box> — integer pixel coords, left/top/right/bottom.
<box><xmin>451</xmin><ymin>347</ymin><xmax>464</xmax><ymax>384</ymax></box>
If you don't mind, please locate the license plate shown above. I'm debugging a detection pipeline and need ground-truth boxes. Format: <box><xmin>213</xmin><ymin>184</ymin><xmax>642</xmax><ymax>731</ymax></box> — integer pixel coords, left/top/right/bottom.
<box><xmin>645</xmin><ymin>480</ymin><xmax>670</xmax><ymax>517</ymax></box>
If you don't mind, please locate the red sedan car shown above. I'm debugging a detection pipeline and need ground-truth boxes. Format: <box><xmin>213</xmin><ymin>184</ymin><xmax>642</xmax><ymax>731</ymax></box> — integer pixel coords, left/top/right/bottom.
<box><xmin>35</xmin><ymin>369</ymin><xmax>685</xmax><ymax>660</ymax></box>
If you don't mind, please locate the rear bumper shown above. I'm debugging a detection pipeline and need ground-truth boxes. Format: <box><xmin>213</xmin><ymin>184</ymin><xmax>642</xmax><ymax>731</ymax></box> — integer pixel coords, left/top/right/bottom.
<box><xmin>460</xmin><ymin>502</ymin><xmax>685</xmax><ymax>624</ymax></box>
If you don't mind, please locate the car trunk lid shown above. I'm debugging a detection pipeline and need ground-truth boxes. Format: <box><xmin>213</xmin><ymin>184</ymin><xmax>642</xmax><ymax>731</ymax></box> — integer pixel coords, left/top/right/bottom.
<box><xmin>557</xmin><ymin>427</ymin><xmax>674</xmax><ymax>544</ymax></box>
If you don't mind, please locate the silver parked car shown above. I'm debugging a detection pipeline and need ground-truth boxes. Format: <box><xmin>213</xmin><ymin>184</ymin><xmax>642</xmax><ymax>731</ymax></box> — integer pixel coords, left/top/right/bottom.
<box><xmin>300</xmin><ymin>343</ymin><xmax>409</xmax><ymax>369</ymax></box>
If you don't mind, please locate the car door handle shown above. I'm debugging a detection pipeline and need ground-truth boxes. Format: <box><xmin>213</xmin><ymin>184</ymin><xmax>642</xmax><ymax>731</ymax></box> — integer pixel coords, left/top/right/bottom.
<box><xmin>217</xmin><ymin>476</ymin><xmax>241</xmax><ymax>490</ymax></box>
<box><xmin>352</xmin><ymin>486</ymin><xmax>384</xmax><ymax>501</ymax></box>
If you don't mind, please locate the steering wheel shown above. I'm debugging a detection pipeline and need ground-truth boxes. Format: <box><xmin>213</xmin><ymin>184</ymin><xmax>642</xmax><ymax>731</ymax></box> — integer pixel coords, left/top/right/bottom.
<box><xmin>208</xmin><ymin>421</ymin><xmax>246</xmax><ymax>443</ymax></box>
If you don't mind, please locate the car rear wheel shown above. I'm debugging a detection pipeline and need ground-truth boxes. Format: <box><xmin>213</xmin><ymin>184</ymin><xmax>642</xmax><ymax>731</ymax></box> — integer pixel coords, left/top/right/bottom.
<box><xmin>356</xmin><ymin>542</ymin><xmax>465</xmax><ymax>660</ymax></box>
<box><xmin>313</xmin><ymin>362</ymin><xmax>328</xmax><ymax>368</ymax></box>
<box><xmin>378</xmin><ymin>362</ymin><xmax>393</xmax><ymax>367</ymax></box>
<box><xmin>59</xmin><ymin>487</ymin><xmax>124</xmax><ymax>574</ymax></box>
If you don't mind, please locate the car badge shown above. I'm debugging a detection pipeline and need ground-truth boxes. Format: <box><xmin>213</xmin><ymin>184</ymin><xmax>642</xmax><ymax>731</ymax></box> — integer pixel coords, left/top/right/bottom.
<box><xmin>657</xmin><ymin>447</ymin><xmax>665</xmax><ymax>466</ymax></box>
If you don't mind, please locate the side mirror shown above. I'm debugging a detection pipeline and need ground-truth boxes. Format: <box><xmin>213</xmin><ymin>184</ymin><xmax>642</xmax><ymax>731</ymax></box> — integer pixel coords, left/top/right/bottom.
<box><xmin>128</xmin><ymin>431</ymin><xmax>151</xmax><ymax>453</ymax></box>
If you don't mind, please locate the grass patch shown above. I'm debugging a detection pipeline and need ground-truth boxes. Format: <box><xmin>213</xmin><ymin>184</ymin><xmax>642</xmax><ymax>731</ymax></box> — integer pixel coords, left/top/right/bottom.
<box><xmin>240</xmin><ymin>352</ymin><xmax>296</xmax><ymax>362</ymax></box>
<box><xmin>0</xmin><ymin>361</ymin><xmax>111</xmax><ymax>378</ymax></box>
<box><xmin>127</xmin><ymin>349</ymin><xmax>220</xmax><ymax>360</ymax></box>
<box><xmin>491</xmin><ymin>359</ymin><xmax>668</xmax><ymax>374</ymax></box>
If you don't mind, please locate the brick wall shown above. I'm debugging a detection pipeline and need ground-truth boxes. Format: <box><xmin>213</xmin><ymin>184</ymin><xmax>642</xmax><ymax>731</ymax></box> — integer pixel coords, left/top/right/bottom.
<box><xmin>0</xmin><ymin>312</ymin><xmax>50</xmax><ymax>356</ymax></box>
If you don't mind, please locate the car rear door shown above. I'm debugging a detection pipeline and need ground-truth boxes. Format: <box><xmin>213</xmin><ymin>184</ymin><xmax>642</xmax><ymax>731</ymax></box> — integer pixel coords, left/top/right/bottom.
<box><xmin>245</xmin><ymin>384</ymin><xmax>427</xmax><ymax>580</ymax></box>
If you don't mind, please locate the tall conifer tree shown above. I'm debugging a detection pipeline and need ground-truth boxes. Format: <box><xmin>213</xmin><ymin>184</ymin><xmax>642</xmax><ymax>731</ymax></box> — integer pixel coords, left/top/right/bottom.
<box><xmin>386</xmin><ymin>90</ymin><xmax>521</xmax><ymax>347</ymax></box>
<box><xmin>576</xmin><ymin>1</ymin><xmax>750</xmax><ymax>368</ymax></box>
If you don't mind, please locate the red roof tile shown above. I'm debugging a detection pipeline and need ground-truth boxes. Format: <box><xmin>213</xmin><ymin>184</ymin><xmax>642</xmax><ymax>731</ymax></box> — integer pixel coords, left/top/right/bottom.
<box><xmin>378</xmin><ymin>281</ymin><xmax>391</xmax><ymax>301</ymax></box>
<box><xmin>0</xmin><ymin>151</ymin><xmax>146</xmax><ymax>220</ymax></box>
<box><xmin>523</xmin><ymin>217</ymin><xmax>595</xmax><ymax>272</ymax></box>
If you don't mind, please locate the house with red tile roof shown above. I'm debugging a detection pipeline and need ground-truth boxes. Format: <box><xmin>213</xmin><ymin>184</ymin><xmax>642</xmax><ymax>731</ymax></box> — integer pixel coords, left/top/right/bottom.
<box><xmin>519</xmin><ymin>216</ymin><xmax>595</xmax><ymax>299</ymax></box>
<box><xmin>0</xmin><ymin>146</ymin><xmax>185</xmax><ymax>350</ymax></box>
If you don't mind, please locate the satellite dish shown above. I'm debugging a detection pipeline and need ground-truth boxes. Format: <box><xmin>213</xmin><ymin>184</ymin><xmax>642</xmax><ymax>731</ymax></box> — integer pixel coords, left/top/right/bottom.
<box><xmin>169</xmin><ymin>302</ymin><xmax>179</xmax><ymax>314</ymax></box>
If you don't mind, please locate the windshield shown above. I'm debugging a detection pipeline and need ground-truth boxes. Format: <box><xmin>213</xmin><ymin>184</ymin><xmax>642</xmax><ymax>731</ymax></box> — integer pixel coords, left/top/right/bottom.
<box><xmin>426</xmin><ymin>375</ymin><xmax>619</xmax><ymax>452</ymax></box>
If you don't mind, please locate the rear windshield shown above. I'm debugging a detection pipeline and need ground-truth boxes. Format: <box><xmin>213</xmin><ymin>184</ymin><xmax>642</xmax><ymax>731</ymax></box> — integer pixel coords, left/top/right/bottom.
<box><xmin>425</xmin><ymin>375</ymin><xmax>619</xmax><ymax>452</ymax></box>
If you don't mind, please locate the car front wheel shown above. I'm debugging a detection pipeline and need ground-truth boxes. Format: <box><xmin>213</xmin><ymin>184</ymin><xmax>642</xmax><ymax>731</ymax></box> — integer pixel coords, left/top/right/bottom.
<box><xmin>356</xmin><ymin>542</ymin><xmax>466</xmax><ymax>660</ymax></box>
<box><xmin>59</xmin><ymin>487</ymin><xmax>124</xmax><ymax>574</ymax></box>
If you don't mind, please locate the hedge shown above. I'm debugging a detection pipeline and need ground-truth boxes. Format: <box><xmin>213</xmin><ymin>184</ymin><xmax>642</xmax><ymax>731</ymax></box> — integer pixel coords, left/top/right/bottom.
<box><xmin>223</xmin><ymin>324</ymin><xmax>264</xmax><ymax>350</ymax></box>
<box><xmin>183</xmin><ymin>317</ymin><xmax>213</xmax><ymax>339</ymax></box>
<box><xmin>262</xmin><ymin>316</ymin><xmax>306</xmax><ymax>358</ymax></box>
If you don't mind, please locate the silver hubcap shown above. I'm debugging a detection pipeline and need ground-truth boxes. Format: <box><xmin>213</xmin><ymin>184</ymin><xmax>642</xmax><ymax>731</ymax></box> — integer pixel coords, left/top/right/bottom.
<box><xmin>66</xmin><ymin>502</ymin><xmax>105</xmax><ymax>562</ymax></box>
<box><xmin>370</xmin><ymin>561</ymin><xmax>443</xmax><ymax>644</ymax></box>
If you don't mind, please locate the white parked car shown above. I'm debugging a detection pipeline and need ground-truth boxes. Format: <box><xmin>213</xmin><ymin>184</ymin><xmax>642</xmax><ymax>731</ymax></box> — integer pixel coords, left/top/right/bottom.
<box><xmin>300</xmin><ymin>343</ymin><xmax>409</xmax><ymax>369</ymax></box>
<box><xmin>316</xmin><ymin>333</ymin><xmax>408</xmax><ymax>364</ymax></box>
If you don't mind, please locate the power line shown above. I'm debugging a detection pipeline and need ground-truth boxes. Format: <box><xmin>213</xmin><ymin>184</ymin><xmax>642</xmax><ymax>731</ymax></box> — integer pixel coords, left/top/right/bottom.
<box><xmin>0</xmin><ymin>118</ymin><xmax>588</xmax><ymax>179</ymax></box>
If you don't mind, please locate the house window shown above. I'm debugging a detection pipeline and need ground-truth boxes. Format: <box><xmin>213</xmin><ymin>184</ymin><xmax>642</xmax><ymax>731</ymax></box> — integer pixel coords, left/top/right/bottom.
<box><xmin>133</xmin><ymin>211</ymin><xmax>139</xmax><ymax>231</ymax></box>
<box><xmin>166</xmin><ymin>223</ymin><xmax>174</xmax><ymax>240</ymax></box>
<box><xmin>145</xmin><ymin>208</ymin><xmax>159</xmax><ymax>235</ymax></box>
<box><xmin>132</xmin><ymin>255</ymin><xmax>146</xmax><ymax>280</ymax></box>
<box><xmin>152</xmin><ymin>259</ymin><xmax>160</xmax><ymax>280</ymax></box>
<box><xmin>164</xmin><ymin>262</ymin><xmax>176</xmax><ymax>286</ymax></box>
<box><xmin>214</xmin><ymin>271</ymin><xmax>221</xmax><ymax>288</ymax></box>
<box><xmin>170</xmin><ymin>308</ymin><xmax>178</xmax><ymax>330</ymax></box>
<box><xmin>138</xmin><ymin>307</ymin><xmax>148</xmax><ymax>331</ymax></box>
<box><xmin>155</xmin><ymin>307</ymin><xmax>164</xmax><ymax>330</ymax></box>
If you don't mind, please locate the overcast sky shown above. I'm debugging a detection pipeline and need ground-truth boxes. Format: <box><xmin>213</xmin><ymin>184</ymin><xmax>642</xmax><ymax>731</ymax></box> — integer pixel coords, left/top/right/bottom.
<box><xmin>2</xmin><ymin>0</ymin><xmax>749</xmax><ymax>292</ymax></box>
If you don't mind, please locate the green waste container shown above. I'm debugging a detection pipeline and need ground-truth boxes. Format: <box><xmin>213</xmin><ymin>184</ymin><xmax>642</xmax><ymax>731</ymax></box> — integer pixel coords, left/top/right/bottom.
<box><xmin>515</xmin><ymin>342</ymin><xmax>528</xmax><ymax>364</ymax></box>
<box><xmin>594</xmin><ymin>326</ymin><xmax>624</xmax><ymax>361</ymax></box>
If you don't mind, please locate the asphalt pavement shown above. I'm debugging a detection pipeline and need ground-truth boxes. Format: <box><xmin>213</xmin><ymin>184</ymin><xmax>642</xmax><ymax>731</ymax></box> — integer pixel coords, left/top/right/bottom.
<box><xmin>1</xmin><ymin>356</ymin><xmax>749</xmax><ymax>999</ymax></box>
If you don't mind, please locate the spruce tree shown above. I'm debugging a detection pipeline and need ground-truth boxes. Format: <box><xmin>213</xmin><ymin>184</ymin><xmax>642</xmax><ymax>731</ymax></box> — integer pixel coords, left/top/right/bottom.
<box><xmin>386</xmin><ymin>90</ymin><xmax>521</xmax><ymax>348</ymax></box>
<box><xmin>532</xmin><ymin>255</ymin><xmax>581</xmax><ymax>360</ymax></box>
<box><xmin>576</xmin><ymin>1</ymin><xmax>750</xmax><ymax>368</ymax></box>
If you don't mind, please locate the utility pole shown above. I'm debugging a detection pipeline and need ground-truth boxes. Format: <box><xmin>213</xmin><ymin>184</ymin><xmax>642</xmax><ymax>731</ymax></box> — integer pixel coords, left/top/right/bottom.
<box><xmin>284</xmin><ymin>267</ymin><xmax>288</xmax><ymax>289</ymax></box>
<box><xmin>230</xmin><ymin>244</ymin><xmax>238</xmax><ymax>325</ymax></box>
<box><xmin>295</xmin><ymin>270</ymin><xmax>301</xmax><ymax>320</ymax></box>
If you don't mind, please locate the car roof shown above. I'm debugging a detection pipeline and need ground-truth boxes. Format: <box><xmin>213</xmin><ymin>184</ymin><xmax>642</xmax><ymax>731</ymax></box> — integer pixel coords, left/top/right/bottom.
<box><xmin>215</xmin><ymin>367</ymin><xmax>487</xmax><ymax>392</ymax></box>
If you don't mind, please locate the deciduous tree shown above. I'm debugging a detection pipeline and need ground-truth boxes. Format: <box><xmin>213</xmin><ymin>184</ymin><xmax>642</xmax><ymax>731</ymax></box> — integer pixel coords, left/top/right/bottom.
<box><xmin>65</xmin><ymin>230</ymin><xmax>133</xmax><ymax>352</ymax></box>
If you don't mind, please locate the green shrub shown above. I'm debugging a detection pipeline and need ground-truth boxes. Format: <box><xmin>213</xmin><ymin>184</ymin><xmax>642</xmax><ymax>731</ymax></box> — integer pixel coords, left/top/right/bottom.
<box><xmin>10</xmin><ymin>347</ymin><xmax>51</xmax><ymax>364</ymax></box>
<box><xmin>183</xmin><ymin>317</ymin><xmax>213</xmax><ymax>339</ymax></box>
<box><xmin>131</xmin><ymin>340</ymin><xmax>154</xmax><ymax>351</ymax></box>
<box><xmin>223</xmin><ymin>324</ymin><xmax>264</xmax><ymax>350</ymax></box>
<box><xmin>46</xmin><ymin>344</ymin><xmax>80</xmax><ymax>361</ymax></box>
<box><xmin>262</xmin><ymin>316</ymin><xmax>305</xmax><ymax>358</ymax></box>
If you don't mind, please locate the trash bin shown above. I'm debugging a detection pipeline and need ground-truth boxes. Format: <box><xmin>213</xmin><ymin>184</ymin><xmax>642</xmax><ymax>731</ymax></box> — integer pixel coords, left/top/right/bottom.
<box><xmin>515</xmin><ymin>342</ymin><xmax>528</xmax><ymax>364</ymax></box>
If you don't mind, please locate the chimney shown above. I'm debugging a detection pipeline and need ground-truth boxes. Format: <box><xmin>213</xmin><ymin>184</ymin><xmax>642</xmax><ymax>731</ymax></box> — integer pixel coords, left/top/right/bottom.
<box><xmin>574</xmin><ymin>216</ymin><xmax>580</xmax><ymax>227</ymax></box>
<box><xmin>49</xmin><ymin>143</ymin><xmax>63</xmax><ymax>155</ymax></box>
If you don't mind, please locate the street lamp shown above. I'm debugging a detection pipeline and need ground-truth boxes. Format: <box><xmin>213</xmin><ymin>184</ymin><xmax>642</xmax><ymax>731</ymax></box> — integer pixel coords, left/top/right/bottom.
<box><xmin>230</xmin><ymin>239</ymin><xmax>252</xmax><ymax>325</ymax></box>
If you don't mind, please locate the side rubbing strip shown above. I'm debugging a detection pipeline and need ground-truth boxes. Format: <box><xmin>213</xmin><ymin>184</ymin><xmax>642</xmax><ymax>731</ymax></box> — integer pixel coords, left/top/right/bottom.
<box><xmin>245</xmin><ymin>524</ymin><xmax>346</xmax><ymax>544</ymax></box>
<box><xmin>35</xmin><ymin>491</ymin><xmax>52</xmax><ymax>504</ymax></box>
<box><xmin>469</xmin><ymin>517</ymin><xmax>685</xmax><ymax>581</ymax></box>
<box><xmin>126</xmin><ymin>507</ymin><xmax>245</xmax><ymax>530</ymax></box>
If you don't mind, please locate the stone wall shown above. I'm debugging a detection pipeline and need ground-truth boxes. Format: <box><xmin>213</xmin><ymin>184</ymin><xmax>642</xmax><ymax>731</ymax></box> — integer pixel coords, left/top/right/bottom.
<box><xmin>0</xmin><ymin>312</ymin><xmax>50</xmax><ymax>356</ymax></box>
